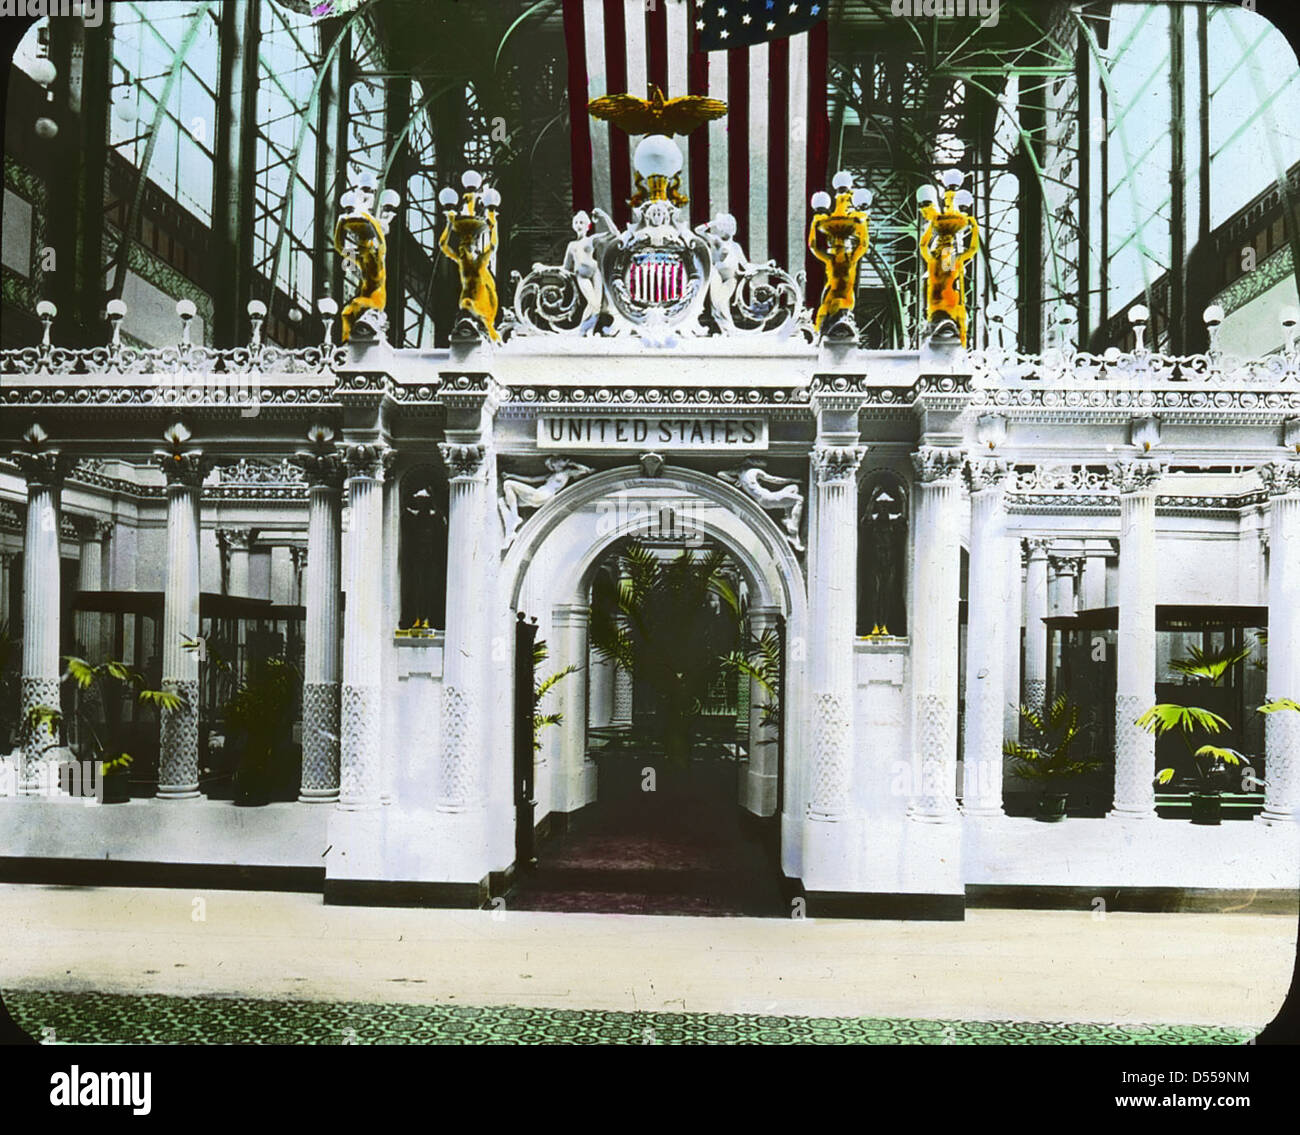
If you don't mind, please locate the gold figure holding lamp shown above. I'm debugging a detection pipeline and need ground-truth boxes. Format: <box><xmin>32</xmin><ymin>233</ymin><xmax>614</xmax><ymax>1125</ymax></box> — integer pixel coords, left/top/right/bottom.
<box><xmin>332</xmin><ymin>173</ymin><xmax>400</xmax><ymax>343</ymax></box>
<box><xmin>438</xmin><ymin>171</ymin><xmax>502</xmax><ymax>343</ymax></box>
<box><xmin>807</xmin><ymin>171</ymin><xmax>872</xmax><ymax>336</ymax></box>
<box><xmin>918</xmin><ymin>170</ymin><xmax>980</xmax><ymax>348</ymax></box>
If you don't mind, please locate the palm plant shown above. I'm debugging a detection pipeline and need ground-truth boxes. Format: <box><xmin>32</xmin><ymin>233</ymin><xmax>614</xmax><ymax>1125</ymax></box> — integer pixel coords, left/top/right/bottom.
<box><xmin>721</xmin><ymin>625</ymin><xmax>782</xmax><ymax>733</ymax></box>
<box><xmin>532</xmin><ymin>639</ymin><xmax>576</xmax><ymax>752</ymax></box>
<box><xmin>588</xmin><ymin>541</ymin><xmax>741</xmax><ymax>767</ymax></box>
<box><xmin>1138</xmin><ymin>704</ymin><xmax>1246</xmax><ymax>792</ymax></box>
<box><xmin>1003</xmin><ymin>694</ymin><xmax>1102</xmax><ymax>788</ymax></box>
<box><xmin>1167</xmin><ymin>642</ymin><xmax>1253</xmax><ymax>685</ymax></box>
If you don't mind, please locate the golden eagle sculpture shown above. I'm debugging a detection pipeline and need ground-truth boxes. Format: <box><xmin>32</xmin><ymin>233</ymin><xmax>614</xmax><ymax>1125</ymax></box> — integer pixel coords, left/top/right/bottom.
<box><xmin>588</xmin><ymin>86</ymin><xmax>727</xmax><ymax>136</ymax></box>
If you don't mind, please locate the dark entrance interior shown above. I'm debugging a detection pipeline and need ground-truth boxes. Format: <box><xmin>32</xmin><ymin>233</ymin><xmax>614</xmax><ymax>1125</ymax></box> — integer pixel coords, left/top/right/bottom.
<box><xmin>507</xmin><ymin>537</ymin><xmax>786</xmax><ymax>916</ymax></box>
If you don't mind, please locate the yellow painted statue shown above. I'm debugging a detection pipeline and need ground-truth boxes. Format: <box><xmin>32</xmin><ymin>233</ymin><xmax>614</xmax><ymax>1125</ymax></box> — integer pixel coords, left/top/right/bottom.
<box><xmin>919</xmin><ymin>183</ymin><xmax>980</xmax><ymax>348</ymax></box>
<box><xmin>333</xmin><ymin>192</ymin><xmax>387</xmax><ymax>343</ymax></box>
<box><xmin>808</xmin><ymin>186</ymin><xmax>870</xmax><ymax>334</ymax></box>
<box><xmin>439</xmin><ymin>187</ymin><xmax>501</xmax><ymax>343</ymax></box>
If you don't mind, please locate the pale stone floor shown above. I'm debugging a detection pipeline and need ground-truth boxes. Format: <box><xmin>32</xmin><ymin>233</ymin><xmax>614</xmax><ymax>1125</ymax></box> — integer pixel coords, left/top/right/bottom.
<box><xmin>0</xmin><ymin>884</ymin><xmax>1294</xmax><ymax>1042</ymax></box>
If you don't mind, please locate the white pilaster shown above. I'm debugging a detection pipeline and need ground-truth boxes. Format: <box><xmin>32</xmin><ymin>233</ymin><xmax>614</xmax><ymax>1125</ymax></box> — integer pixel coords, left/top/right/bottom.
<box><xmin>961</xmin><ymin>458</ymin><xmax>1009</xmax><ymax>816</ymax></box>
<box><xmin>13</xmin><ymin>448</ymin><xmax>69</xmax><ymax>795</ymax></box>
<box><xmin>551</xmin><ymin>603</ymin><xmax>594</xmax><ymax>812</ymax></box>
<box><xmin>588</xmin><ymin>650</ymin><xmax>614</xmax><ymax>730</ymax></box>
<box><xmin>338</xmin><ymin>443</ymin><xmax>392</xmax><ymax>810</ymax></box>
<box><xmin>75</xmin><ymin>518</ymin><xmax>110</xmax><ymax>661</ymax></box>
<box><xmin>742</xmin><ymin>605</ymin><xmax>782</xmax><ymax>817</ymax></box>
<box><xmin>293</xmin><ymin>449</ymin><xmax>344</xmax><ymax>803</ymax></box>
<box><xmin>218</xmin><ymin>527</ymin><xmax>253</xmax><ymax>597</ymax></box>
<box><xmin>1022</xmin><ymin>537</ymin><xmax>1051</xmax><ymax>720</ymax></box>
<box><xmin>1259</xmin><ymin>460</ymin><xmax>1300</xmax><ymax>824</ymax></box>
<box><xmin>908</xmin><ymin>446</ymin><xmax>965</xmax><ymax>823</ymax></box>
<box><xmin>156</xmin><ymin>451</ymin><xmax>207</xmax><ymax>800</ymax></box>
<box><xmin>1048</xmin><ymin>553</ymin><xmax>1082</xmax><ymax>618</ymax></box>
<box><xmin>1109</xmin><ymin>458</ymin><xmax>1163</xmax><ymax>820</ymax></box>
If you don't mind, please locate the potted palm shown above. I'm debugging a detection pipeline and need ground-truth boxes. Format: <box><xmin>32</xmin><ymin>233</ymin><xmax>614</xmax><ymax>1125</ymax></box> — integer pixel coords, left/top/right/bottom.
<box><xmin>1003</xmin><ymin>694</ymin><xmax>1102</xmax><ymax>821</ymax></box>
<box><xmin>531</xmin><ymin>639</ymin><xmax>577</xmax><ymax>753</ymax></box>
<box><xmin>224</xmin><ymin>656</ymin><xmax>300</xmax><ymax>806</ymax></box>
<box><xmin>1138</xmin><ymin>703</ymin><xmax>1245</xmax><ymax>824</ymax></box>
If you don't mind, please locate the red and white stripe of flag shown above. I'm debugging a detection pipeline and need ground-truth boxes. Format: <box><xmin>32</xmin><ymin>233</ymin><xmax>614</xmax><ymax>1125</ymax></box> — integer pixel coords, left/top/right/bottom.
<box><xmin>562</xmin><ymin>0</ymin><xmax>829</xmax><ymax>301</ymax></box>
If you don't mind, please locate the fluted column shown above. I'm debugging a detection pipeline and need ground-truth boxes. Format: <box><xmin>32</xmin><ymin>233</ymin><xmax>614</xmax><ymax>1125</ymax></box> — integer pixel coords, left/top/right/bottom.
<box><xmin>75</xmin><ymin>518</ymin><xmax>110</xmax><ymax>661</ymax></box>
<box><xmin>217</xmin><ymin>527</ymin><xmax>253</xmax><ymax>597</ymax></box>
<box><xmin>292</xmin><ymin>450</ymin><xmax>343</xmax><ymax>803</ymax></box>
<box><xmin>1082</xmin><ymin>543</ymin><xmax>1109</xmax><ymax>610</ymax></box>
<box><xmin>1022</xmin><ymin>538</ymin><xmax>1051</xmax><ymax>721</ymax></box>
<box><xmin>1259</xmin><ymin>460</ymin><xmax>1300</xmax><ymax>824</ymax></box>
<box><xmin>436</xmin><ymin>441</ymin><xmax>492</xmax><ymax>813</ymax></box>
<box><xmin>962</xmin><ymin>458</ymin><xmax>1009</xmax><ymax>816</ymax></box>
<box><xmin>1109</xmin><ymin>458</ymin><xmax>1164</xmax><ymax>820</ymax></box>
<box><xmin>156</xmin><ymin>451</ymin><xmax>208</xmax><ymax>799</ymax></box>
<box><xmin>806</xmin><ymin>443</ymin><xmax>865</xmax><ymax>822</ymax></box>
<box><xmin>742</xmin><ymin>605</ymin><xmax>782</xmax><ymax>817</ymax></box>
<box><xmin>337</xmin><ymin>443</ymin><xmax>393</xmax><ymax>810</ymax></box>
<box><xmin>909</xmin><ymin>447</ymin><xmax>965</xmax><ymax>822</ymax></box>
<box><xmin>552</xmin><ymin>603</ymin><xmax>592</xmax><ymax>812</ymax></box>
<box><xmin>13</xmin><ymin>449</ymin><xmax>70</xmax><ymax>795</ymax></box>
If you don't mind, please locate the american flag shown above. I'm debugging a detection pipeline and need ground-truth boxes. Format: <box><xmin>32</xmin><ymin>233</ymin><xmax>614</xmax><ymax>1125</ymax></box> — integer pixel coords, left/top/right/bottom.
<box><xmin>562</xmin><ymin>0</ymin><xmax>830</xmax><ymax>299</ymax></box>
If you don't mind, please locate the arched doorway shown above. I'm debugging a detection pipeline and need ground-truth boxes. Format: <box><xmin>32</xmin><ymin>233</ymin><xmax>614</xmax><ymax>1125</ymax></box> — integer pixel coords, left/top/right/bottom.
<box><xmin>498</xmin><ymin>467</ymin><xmax>806</xmax><ymax>915</ymax></box>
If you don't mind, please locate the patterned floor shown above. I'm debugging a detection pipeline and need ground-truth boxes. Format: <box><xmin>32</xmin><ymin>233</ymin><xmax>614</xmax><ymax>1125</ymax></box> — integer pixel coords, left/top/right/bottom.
<box><xmin>1</xmin><ymin>990</ymin><xmax>1256</xmax><ymax>1045</ymax></box>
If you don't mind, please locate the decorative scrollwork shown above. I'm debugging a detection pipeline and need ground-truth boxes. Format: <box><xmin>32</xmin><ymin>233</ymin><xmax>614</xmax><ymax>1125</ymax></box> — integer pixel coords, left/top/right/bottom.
<box><xmin>512</xmin><ymin>264</ymin><xmax>587</xmax><ymax>336</ymax></box>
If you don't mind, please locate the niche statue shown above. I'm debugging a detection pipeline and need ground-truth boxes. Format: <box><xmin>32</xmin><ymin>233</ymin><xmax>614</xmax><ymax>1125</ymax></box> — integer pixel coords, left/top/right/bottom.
<box><xmin>858</xmin><ymin>482</ymin><xmax>907</xmax><ymax>636</ymax></box>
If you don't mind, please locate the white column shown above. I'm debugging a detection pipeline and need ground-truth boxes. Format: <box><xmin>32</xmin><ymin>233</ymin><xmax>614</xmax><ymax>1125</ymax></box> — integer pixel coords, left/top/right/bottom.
<box><xmin>1022</xmin><ymin>538</ymin><xmax>1050</xmax><ymax>721</ymax></box>
<box><xmin>1003</xmin><ymin>547</ymin><xmax>1024</xmax><ymax>740</ymax></box>
<box><xmin>962</xmin><ymin>458</ymin><xmax>1009</xmax><ymax>816</ymax></box>
<box><xmin>612</xmin><ymin>662</ymin><xmax>633</xmax><ymax>727</ymax></box>
<box><xmin>1109</xmin><ymin>458</ymin><xmax>1163</xmax><ymax>820</ymax></box>
<box><xmin>1260</xmin><ymin>460</ymin><xmax>1300</xmax><ymax>824</ymax></box>
<box><xmin>218</xmin><ymin>527</ymin><xmax>252</xmax><ymax>597</ymax></box>
<box><xmin>338</xmin><ymin>443</ymin><xmax>392</xmax><ymax>810</ymax></box>
<box><xmin>552</xmin><ymin>603</ymin><xmax>593</xmax><ymax>812</ymax></box>
<box><xmin>293</xmin><ymin>451</ymin><xmax>343</xmax><ymax>803</ymax></box>
<box><xmin>156</xmin><ymin>451</ymin><xmax>207</xmax><ymax>800</ymax></box>
<box><xmin>589</xmin><ymin>650</ymin><xmax>614</xmax><ymax>729</ymax></box>
<box><xmin>436</xmin><ymin>441</ymin><xmax>492</xmax><ymax>814</ymax></box>
<box><xmin>75</xmin><ymin>519</ymin><xmax>110</xmax><ymax>661</ymax></box>
<box><xmin>13</xmin><ymin>449</ymin><xmax>68</xmax><ymax>795</ymax></box>
<box><xmin>1082</xmin><ymin>542</ymin><xmax>1108</xmax><ymax>610</ymax></box>
<box><xmin>806</xmin><ymin>443</ymin><xmax>866</xmax><ymax>823</ymax></box>
<box><xmin>291</xmin><ymin>545</ymin><xmax>308</xmax><ymax>607</ymax></box>
<box><xmin>1049</xmin><ymin>552</ymin><xmax>1082</xmax><ymax>617</ymax></box>
<box><xmin>742</xmin><ymin>605</ymin><xmax>782</xmax><ymax>817</ymax></box>
<box><xmin>909</xmin><ymin>446</ymin><xmax>965</xmax><ymax>822</ymax></box>
<box><xmin>0</xmin><ymin>549</ymin><xmax>13</xmax><ymax>628</ymax></box>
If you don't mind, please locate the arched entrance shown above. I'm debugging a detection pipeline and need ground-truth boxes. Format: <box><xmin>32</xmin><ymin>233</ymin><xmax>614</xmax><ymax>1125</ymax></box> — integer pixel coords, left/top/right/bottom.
<box><xmin>497</xmin><ymin>466</ymin><xmax>808</xmax><ymax>914</ymax></box>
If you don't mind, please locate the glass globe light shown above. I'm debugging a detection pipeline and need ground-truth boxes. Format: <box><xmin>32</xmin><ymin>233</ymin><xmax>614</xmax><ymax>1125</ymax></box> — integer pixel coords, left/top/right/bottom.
<box><xmin>852</xmin><ymin>188</ymin><xmax>873</xmax><ymax>209</ymax></box>
<box><xmin>113</xmin><ymin>93</ymin><xmax>136</xmax><ymax>124</ymax></box>
<box><xmin>633</xmin><ymin>135</ymin><xmax>683</xmax><ymax>178</ymax></box>
<box><xmin>317</xmin><ymin>296</ymin><xmax>339</xmax><ymax>316</ymax></box>
<box><xmin>29</xmin><ymin>57</ymin><xmax>57</xmax><ymax>87</ymax></box>
<box><xmin>941</xmin><ymin>169</ymin><xmax>965</xmax><ymax>188</ymax></box>
<box><xmin>461</xmin><ymin>170</ymin><xmax>483</xmax><ymax>189</ymax></box>
<box><xmin>378</xmin><ymin>188</ymin><xmax>400</xmax><ymax>209</ymax></box>
<box><xmin>916</xmin><ymin>185</ymin><xmax>939</xmax><ymax>207</ymax></box>
<box><xmin>339</xmin><ymin>190</ymin><xmax>356</xmax><ymax>210</ymax></box>
<box><xmin>1128</xmin><ymin>304</ymin><xmax>1149</xmax><ymax>324</ymax></box>
<box><xmin>480</xmin><ymin>186</ymin><xmax>501</xmax><ymax>208</ymax></box>
<box><xmin>810</xmin><ymin>190</ymin><xmax>832</xmax><ymax>211</ymax></box>
<box><xmin>287</xmin><ymin>308</ymin><xmax>303</xmax><ymax>324</ymax></box>
<box><xmin>1202</xmin><ymin>304</ymin><xmax>1224</xmax><ymax>327</ymax></box>
<box><xmin>175</xmin><ymin>299</ymin><xmax>196</xmax><ymax>320</ymax></box>
<box><xmin>356</xmin><ymin>171</ymin><xmax>377</xmax><ymax>190</ymax></box>
<box><xmin>105</xmin><ymin>299</ymin><xmax>127</xmax><ymax>318</ymax></box>
<box><xmin>832</xmin><ymin>170</ymin><xmax>853</xmax><ymax>190</ymax></box>
<box><xmin>247</xmin><ymin>300</ymin><xmax>267</xmax><ymax>318</ymax></box>
<box><xmin>36</xmin><ymin>300</ymin><xmax>57</xmax><ymax>319</ymax></box>
<box><xmin>438</xmin><ymin>187</ymin><xmax>459</xmax><ymax>207</ymax></box>
<box><xmin>953</xmin><ymin>189</ymin><xmax>974</xmax><ymax>209</ymax></box>
<box><xmin>34</xmin><ymin>117</ymin><xmax>58</xmax><ymax>140</ymax></box>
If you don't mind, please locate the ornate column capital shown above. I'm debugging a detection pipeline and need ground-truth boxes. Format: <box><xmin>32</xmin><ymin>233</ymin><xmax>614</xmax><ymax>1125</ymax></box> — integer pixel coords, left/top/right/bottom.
<box><xmin>1047</xmin><ymin>553</ymin><xmax>1084</xmax><ymax>579</ymax></box>
<box><xmin>338</xmin><ymin>441</ymin><xmax>395</xmax><ymax>481</ymax></box>
<box><xmin>812</xmin><ymin>444</ymin><xmax>867</xmax><ymax>485</ymax></box>
<box><xmin>215</xmin><ymin>527</ymin><xmax>254</xmax><ymax>552</ymax></box>
<box><xmin>1259</xmin><ymin>459</ymin><xmax>1300</xmax><ymax>497</ymax></box>
<box><xmin>75</xmin><ymin>516</ymin><xmax>114</xmax><ymax>542</ymax></box>
<box><xmin>1108</xmin><ymin>457</ymin><xmax>1165</xmax><ymax>494</ymax></box>
<box><xmin>911</xmin><ymin>445</ymin><xmax>967</xmax><ymax>485</ymax></box>
<box><xmin>1021</xmin><ymin>537</ymin><xmax>1051</xmax><ymax>566</ymax></box>
<box><xmin>290</xmin><ymin>450</ymin><xmax>346</xmax><ymax>488</ymax></box>
<box><xmin>154</xmin><ymin>450</ymin><xmax>211</xmax><ymax>487</ymax></box>
<box><xmin>438</xmin><ymin>441</ymin><xmax>489</xmax><ymax>480</ymax></box>
<box><xmin>963</xmin><ymin>456</ymin><xmax>1009</xmax><ymax>493</ymax></box>
<box><xmin>12</xmin><ymin>449</ymin><xmax>72</xmax><ymax>490</ymax></box>
<box><xmin>290</xmin><ymin>545</ymin><xmax>308</xmax><ymax>572</ymax></box>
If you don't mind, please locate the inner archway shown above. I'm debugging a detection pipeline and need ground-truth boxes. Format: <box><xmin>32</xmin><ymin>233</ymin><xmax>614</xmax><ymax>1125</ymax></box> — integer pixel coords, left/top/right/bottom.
<box><xmin>501</xmin><ymin>467</ymin><xmax>804</xmax><ymax>916</ymax></box>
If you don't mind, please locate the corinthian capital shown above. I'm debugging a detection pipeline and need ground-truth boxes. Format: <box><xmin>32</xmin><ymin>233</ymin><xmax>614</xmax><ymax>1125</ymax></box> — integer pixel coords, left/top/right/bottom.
<box><xmin>438</xmin><ymin>441</ymin><xmax>489</xmax><ymax>480</ymax></box>
<box><xmin>812</xmin><ymin>444</ymin><xmax>867</xmax><ymax>485</ymax></box>
<box><xmin>1021</xmin><ymin>537</ymin><xmax>1051</xmax><ymax>566</ymax></box>
<box><xmin>911</xmin><ymin>446</ymin><xmax>966</xmax><ymax>485</ymax></box>
<box><xmin>1259</xmin><ymin>459</ymin><xmax>1300</xmax><ymax>497</ymax></box>
<box><xmin>963</xmin><ymin>456</ymin><xmax>1009</xmax><ymax>493</ymax></box>
<box><xmin>1108</xmin><ymin>457</ymin><xmax>1165</xmax><ymax>494</ymax></box>
<box><xmin>12</xmin><ymin>449</ymin><xmax>72</xmax><ymax>489</ymax></box>
<box><xmin>153</xmin><ymin>450</ymin><xmax>211</xmax><ymax>487</ymax></box>
<box><xmin>291</xmin><ymin>450</ymin><xmax>346</xmax><ymax>488</ymax></box>
<box><xmin>338</xmin><ymin>442</ymin><xmax>395</xmax><ymax>481</ymax></box>
<box><xmin>1048</xmin><ymin>553</ymin><xmax>1084</xmax><ymax>579</ymax></box>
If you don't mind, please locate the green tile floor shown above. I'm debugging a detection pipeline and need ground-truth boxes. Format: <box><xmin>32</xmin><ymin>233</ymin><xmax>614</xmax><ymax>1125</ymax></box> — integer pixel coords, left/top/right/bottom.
<box><xmin>2</xmin><ymin>990</ymin><xmax>1257</xmax><ymax>1045</ymax></box>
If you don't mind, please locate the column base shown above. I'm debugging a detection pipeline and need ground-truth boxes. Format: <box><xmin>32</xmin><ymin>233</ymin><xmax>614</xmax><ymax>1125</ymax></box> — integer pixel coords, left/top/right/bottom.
<box><xmin>907</xmin><ymin>805</ymin><xmax>960</xmax><ymax>824</ymax></box>
<box><xmin>960</xmin><ymin>804</ymin><xmax>1006</xmax><ymax>818</ymax></box>
<box><xmin>1107</xmin><ymin>806</ymin><xmax>1158</xmax><ymax>820</ymax></box>
<box><xmin>1255</xmin><ymin>809</ymin><xmax>1298</xmax><ymax>826</ymax></box>
<box><xmin>298</xmin><ymin>788</ymin><xmax>340</xmax><ymax>804</ymax></box>
<box><xmin>155</xmin><ymin>787</ymin><xmax>202</xmax><ymax>800</ymax></box>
